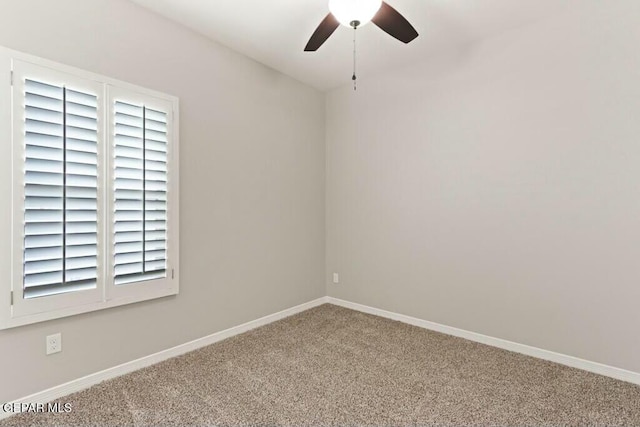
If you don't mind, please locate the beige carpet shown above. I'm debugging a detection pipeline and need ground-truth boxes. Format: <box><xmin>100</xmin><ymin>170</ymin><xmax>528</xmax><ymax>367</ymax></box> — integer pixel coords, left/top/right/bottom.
<box><xmin>3</xmin><ymin>304</ymin><xmax>640</xmax><ymax>426</ymax></box>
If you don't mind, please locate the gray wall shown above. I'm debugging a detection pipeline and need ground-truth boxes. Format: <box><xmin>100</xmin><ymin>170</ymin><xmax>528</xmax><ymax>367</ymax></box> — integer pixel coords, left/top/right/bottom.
<box><xmin>0</xmin><ymin>0</ymin><xmax>325</xmax><ymax>402</ymax></box>
<box><xmin>326</xmin><ymin>0</ymin><xmax>640</xmax><ymax>373</ymax></box>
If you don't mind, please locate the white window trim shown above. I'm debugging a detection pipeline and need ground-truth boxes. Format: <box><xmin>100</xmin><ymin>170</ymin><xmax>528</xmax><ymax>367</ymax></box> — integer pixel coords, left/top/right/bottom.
<box><xmin>0</xmin><ymin>46</ymin><xmax>180</xmax><ymax>329</ymax></box>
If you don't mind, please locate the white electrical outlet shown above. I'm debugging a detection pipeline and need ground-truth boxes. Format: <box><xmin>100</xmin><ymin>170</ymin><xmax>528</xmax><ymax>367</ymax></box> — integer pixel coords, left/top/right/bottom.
<box><xmin>46</xmin><ymin>333</ymin><xmax>62</xmax><ymax>355</ymax></box>
<box><xmin>332</xmin><ymin>273</ymin><xmax>340</xmax><ymax>284</ymax></box>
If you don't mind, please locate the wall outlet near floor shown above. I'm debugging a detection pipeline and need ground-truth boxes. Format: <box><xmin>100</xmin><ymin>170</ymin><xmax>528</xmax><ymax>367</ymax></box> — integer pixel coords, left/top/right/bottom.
<box><xmin>332</xmin><ymin>273</ymin><xmax>340</xmax><ymax>284</ymax></box>
<box><xmin>46</xmin><ymin>333</ymin><xmax>62</xmax><ymax>355</ymax></box>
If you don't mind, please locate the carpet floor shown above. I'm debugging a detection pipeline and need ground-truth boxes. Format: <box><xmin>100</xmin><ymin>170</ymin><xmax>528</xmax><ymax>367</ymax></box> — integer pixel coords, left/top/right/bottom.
<box><xmin>3</xmin><ymin>304</ymin><xmax>640</xmax><ymax>426</ymax></box>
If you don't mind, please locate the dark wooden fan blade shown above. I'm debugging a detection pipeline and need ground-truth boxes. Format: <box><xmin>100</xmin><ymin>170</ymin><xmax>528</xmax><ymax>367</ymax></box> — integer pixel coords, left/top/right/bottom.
<box><xmin>304</xmin><ymin>13</ymin><xmax>340</xmax><ymax>52</ymax></box>
<box><xmin>372</xmin><ymin>2</ymin><xmax>419</xmax><ymax>44</ymax></box>
<box><xmin>305</xmin><ymin>13</ymin><xmax>340</xmax><ymax>51</ymax></box>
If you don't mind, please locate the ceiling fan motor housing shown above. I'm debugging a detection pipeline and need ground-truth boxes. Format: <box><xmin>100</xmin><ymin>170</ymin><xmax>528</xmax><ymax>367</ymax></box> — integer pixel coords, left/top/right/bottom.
<box><xmin>328</xmin><ymin>0</ymin><xmax>382</xmax><ymax>27</ymax></box>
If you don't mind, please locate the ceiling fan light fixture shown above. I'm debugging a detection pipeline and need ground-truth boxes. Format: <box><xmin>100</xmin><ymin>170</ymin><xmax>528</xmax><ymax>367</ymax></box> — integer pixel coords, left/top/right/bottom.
<box><xmin>328</xmin><ymin>0</ymin><xmax>383</xmax><ymax>28</ymax></box>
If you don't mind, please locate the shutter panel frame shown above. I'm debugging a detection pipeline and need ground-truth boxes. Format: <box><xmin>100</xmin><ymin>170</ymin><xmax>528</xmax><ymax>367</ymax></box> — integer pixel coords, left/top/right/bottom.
<box><xmin>106</xmin><ymin>85</ymin><xmax>178</xmax><ymax>302</ymax></box>
<box><xmin>11</xmin><ymin>59</ymin><xmax>105</xmax><ymax>319</ymax></box>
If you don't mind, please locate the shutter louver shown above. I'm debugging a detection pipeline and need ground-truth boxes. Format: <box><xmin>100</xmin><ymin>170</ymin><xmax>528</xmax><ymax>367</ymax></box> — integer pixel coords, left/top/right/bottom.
<box><xmin>23</xmin><ymin>79</ymin><xmax>99</xmax><ymax>299</ymax></box>
<box><xmin>113</xmin><ymin>101</ymin><xmax>168</xmax><ymax>285</ymax></box>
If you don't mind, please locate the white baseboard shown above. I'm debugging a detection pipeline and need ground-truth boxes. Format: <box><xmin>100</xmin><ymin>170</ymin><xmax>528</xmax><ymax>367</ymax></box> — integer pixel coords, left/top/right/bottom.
<box><xmin>327</xmin><ymin>297</ymin><xmax>640</xmax><ymax>386</ymax></box>
<box><xmin>2</xmin><ymin>297</ymin><xmax>329</xmax><ymax>420</ymax></box>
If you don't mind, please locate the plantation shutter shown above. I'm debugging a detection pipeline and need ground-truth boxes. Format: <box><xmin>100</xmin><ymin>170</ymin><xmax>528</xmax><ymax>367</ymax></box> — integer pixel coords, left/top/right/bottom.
<box><xmin>22</xmin><ymin>79</ymin><xmax>99</xmax><ymax>299</ymax></box>
<box><xmin>113</xmin><ymin>100</ymin><xmax>168</xmax><ymax>285</ymax></box>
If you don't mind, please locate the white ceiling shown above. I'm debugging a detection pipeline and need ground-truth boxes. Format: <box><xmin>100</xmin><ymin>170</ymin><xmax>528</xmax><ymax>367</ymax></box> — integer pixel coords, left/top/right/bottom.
<box><xmin>129</xmin><ymin>0</ymin><xmax>570</xmax><ymax>91</ymax></box>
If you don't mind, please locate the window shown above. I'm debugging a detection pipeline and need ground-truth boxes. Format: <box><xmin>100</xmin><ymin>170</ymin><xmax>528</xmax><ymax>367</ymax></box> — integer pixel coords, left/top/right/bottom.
<box><xmin>0</xmin><ymin>47</ymin><xmax>179</xmax><ymax>329</ymax></box>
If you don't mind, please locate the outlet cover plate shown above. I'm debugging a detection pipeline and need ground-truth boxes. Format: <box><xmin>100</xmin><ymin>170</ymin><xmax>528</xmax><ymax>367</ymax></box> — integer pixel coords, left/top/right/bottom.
<box><xmin>46</xmin><ymin>333</ymin><xmax>62</xmax><ymax>355</ymax></box>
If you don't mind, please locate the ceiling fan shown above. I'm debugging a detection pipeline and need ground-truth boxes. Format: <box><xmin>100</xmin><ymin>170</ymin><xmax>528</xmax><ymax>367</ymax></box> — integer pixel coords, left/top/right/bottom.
<box><xmin>304</xmin><ymin>0</ymin><xmax>419</xmax><ymax>52</ymax></box>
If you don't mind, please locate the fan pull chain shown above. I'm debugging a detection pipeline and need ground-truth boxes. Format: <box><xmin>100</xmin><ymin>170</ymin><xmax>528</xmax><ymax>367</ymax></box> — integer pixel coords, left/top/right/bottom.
<box><xmin>352</xmin><ymin>26</ymin><xmax>357</xmax><ymax>91</ymax></box>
